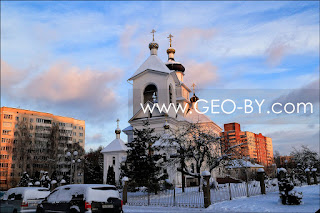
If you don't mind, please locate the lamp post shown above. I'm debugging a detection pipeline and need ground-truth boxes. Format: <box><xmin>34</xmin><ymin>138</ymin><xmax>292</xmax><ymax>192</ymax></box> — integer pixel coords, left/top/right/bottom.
<box><xmin>66</xmin><ymin>151</ymin><xmax>81</xmax><ymax>184</ymax></box>
<box><xmin>242</xmin><ymin>156</ymin><xmax>250</xmax><ymax>197</ymax></box>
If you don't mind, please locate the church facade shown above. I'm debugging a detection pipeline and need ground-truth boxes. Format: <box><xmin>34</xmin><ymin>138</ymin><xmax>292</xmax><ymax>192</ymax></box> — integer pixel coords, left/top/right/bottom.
<box><xmin>102</xmin><ymin>31</ymin><xmax>222</xmax><ymax>186</ymax></box>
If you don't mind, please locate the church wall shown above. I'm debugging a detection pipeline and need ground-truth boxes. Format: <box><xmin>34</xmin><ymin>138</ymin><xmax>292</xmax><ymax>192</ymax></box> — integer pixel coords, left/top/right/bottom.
<box><xmin>103</xmin><ymin>151</ymin><xmax>127</xmax><ymax>185</ymax></box>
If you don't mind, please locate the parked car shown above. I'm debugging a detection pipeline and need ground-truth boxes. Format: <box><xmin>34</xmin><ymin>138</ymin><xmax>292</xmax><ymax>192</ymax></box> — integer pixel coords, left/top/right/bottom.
<box><xmin>36</xmin><ymin>184</ymin><xmax>123</xmax><ymax>213</ymax></box>
<box><xmin>0</xmin><ymin>187</ymin><xmax>50</xmax><ymax>213</ymax></box>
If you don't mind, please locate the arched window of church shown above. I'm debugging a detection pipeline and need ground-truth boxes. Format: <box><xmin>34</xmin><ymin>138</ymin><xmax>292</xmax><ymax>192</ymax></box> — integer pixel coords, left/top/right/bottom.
<box><xmin>169</xmin><ymin>85</ymin><xmax>173</xmax><ymax>103</ymax></box>
<box><xmin>112</xmin><ymin>156</ymin><xmax>115</xmax><ymax>165</ymax></box>
<box><xmin>143</xmin><ymin>84</ymin><xmax>157</xmax><ymax>103</ymax></box>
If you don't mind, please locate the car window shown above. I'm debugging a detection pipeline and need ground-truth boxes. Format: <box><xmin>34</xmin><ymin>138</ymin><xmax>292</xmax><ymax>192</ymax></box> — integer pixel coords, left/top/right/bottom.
<box><xmin>54</xmin><ymin>187</ymin><xmax>73</xmax><ymax>203</ymax></box>
<box><xmin>8</xmin><ymin>193</ymin><xmax>15</xmax><ymax>200</ymax></box>
<box><xmin>91</xmin><ymin>187</ymin><xmax>117</xmax><ymax>190</ymax></box>
<box><xmin>14</xmin><ymin>194</ymin><xmax>22</xmax><ymax>200</ymax></box>
<box><xmin>1</xmin><ymin>192</ymin><xmax>8</xmax><ymax>200</ymax></box>
<box><xmin>46</xmin><ymin>189</ymin><xmax>60</xmax><ymax>203</ymax></box>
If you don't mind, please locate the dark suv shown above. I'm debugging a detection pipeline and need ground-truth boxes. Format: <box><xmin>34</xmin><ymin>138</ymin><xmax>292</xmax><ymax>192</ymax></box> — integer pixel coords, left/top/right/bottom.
<box><xmin>36</xmin><ymin>184</ymin><xmax>123</xmax><ymax>213</ymax></box>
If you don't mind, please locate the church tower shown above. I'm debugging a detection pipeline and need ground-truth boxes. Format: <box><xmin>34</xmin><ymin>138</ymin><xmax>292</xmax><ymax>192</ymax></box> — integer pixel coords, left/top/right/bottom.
<box><xmin>124</xmin><ymin>30</ymin><xmax>221</xmax><ymax>143</ymax></box>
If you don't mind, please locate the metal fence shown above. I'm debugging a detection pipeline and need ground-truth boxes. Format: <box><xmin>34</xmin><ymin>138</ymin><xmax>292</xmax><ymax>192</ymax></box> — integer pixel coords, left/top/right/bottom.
<box><xmin>125</xmin><ymin>179</ymin><xmax>279</xmax><ymax>208</ymax></box>
<box><xmin>126</xmin><ymin>187</ymin><xmax>204</xmax><ymax>208</ymax></box>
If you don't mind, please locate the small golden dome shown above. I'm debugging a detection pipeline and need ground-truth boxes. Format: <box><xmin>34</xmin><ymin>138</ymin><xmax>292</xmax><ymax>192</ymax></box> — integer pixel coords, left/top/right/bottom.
<box><xmin>167</xmin><ymin>47</ymin><xmax>175</xmax><ymax>54</ymax></box>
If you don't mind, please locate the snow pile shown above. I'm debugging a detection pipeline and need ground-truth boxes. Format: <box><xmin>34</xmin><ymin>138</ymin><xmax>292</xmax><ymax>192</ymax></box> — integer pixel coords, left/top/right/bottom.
<box><xmin>201</xmin><ymin>171</ymin><xmax>211</xmax><ymax>176</ymax></box>
<box><xmin>206</xmin><ymin>185</ymin><xmax>318</xmax><ymax>213</ymax></box>
<box><xmin>277</xmin><ymin>168</ymin><xmax>287</xmax><ymax>173</ymax></box>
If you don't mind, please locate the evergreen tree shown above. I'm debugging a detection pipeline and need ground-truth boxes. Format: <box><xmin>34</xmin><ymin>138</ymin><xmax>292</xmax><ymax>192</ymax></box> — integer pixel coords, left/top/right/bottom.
<box><xmin>84</xmin><ymin>146</ymin><xmax>104</xmax><ymax>184</ymax></box>
<box><xmin>278</xmin><ymin>169</ymin><xmax>302</xmax><ymax>205</ymax></box>
<box><xmin>106</xmin><ymin>166</ymin><xmax>116</xmax><ymax>185</ymax></box>
<box><xmin>121</xmin><ymin>121</ymin><xmax>162</xmax><ymax>193</ymax></box>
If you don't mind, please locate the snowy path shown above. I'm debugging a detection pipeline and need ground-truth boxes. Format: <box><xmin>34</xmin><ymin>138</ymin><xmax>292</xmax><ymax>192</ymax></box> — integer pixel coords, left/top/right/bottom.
<box><xmin>123</xmin><ymin>185</ymin><xmax>320</xmax><ymax>213</ymax></box>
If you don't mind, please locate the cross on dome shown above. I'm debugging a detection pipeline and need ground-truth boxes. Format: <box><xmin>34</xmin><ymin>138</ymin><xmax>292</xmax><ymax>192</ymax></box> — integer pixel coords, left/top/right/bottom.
<box><xmin>116</xmin><ymin>118</ymin><xmax>120</xmax><ymax>129</ymax></box>
<box><xmin>115</xmin><ymin>118</ymin><xmax>121</xmax><ymax>138</ymax></box>
<box><xmin>191</xmin><ymin>83</ymin><xmax>196</xmax><ymax>94</ymax></box>
<box><xmin>167</xmin><ymin>34</ymin><xmax>173</xmax><ymax>47</ymax></box>
<box><xmin>151</xmin><ymin>29</ymin><xmax>156</xmax><ymax>41</ymax></box>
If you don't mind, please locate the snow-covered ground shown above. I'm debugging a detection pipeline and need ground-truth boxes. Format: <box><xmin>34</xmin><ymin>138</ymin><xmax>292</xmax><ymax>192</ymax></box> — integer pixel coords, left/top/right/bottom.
<box><xmin>123</xmin><ymin>185</ymin><xmax>319</xmax><ymax>213</ymax></box>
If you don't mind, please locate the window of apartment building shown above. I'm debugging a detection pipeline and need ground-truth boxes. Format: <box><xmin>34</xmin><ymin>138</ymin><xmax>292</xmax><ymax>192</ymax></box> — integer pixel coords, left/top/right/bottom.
<box><xmin>73</xmin><ymin>132</ymin><xmax>76</xmax><ymax>136</ymax></box>
<box><xmin>79</xmin><ymin>139</ymin><xmax>83</xmax><ymax>143</ymax></box>
<box><xmin>79</xmin><ymin>126</ymin><xmax>84</xmax><ymax>130</ymax></box>
<box><xmin>2</xmin><ymin>130</ymin><xmax>11</xmax><ymax>135</ymax></box>
<box><xmin>4</xmin><ymin>114</ymin><xmax>12</xmax><ymax>119</ymax></box>
<box><xmin>79</xmin><ymin>133</ymin><xmax>83</xmax><ymax>137</ymax></box>
<box><xmin>0</xmin><ymin>163</ymin><xmax>8</xmax><ymax>168</ymax></box>
<box><xmin>73</xmin><ymin>126</ymin><xmax>77</xmax><ymax>129</ymax></box>
<box><xmin>30</xmin><ymin>125</ymin><xmax>33</xmax><ymax>130</ymax></box>
<box><xmin>30</xmin><ymin>118</ymin><xmax>33</xmax><ymax>123</ymax></box>
<box><xmin>23</xmin><ymin>117</ymin><xmax>27</xmax><ymax>122</ymax></box>
<box><xmin>16</xmin><ymin>116</ymin><xmax>19</xmax><ymax>121</ymax></box>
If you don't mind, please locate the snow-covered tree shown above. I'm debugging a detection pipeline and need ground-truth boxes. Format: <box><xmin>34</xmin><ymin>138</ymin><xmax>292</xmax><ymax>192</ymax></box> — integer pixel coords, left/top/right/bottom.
<box><xmin>291</xmin><ymin>145</ymin><xmax>319</xmax><ymax>170</ymax></box>
<box><xmin>18</xmin><ymin>172</ymin><xmax>31</xmax><ymax>187</ymax></box>
<box><xmin>121</xmin><ymin>121</ymin><xmax>162</xmax><ymax>193</ymax></box>
<box><xmin>84</xmin><ymin>146</ymin><xmax>104</xmax><ymax>184</ymax></box>
<box><xmin>278</xmin><ymin>168</ymin><xmax>302</xmax><ymax>205</ymax></box>
<box><xmin>40</xmin><ymin>171</ymin><xmax>51</xmax><ymax>188</ymax></box>
<box><xmin>164</xmin><ymin>123</ymin><xmax>236</xmax><ymax>189</ymax></box>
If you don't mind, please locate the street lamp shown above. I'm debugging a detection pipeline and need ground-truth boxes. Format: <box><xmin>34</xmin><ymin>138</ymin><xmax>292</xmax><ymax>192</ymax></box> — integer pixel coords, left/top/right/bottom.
<box><xmin>65</xmin><ymin>150</ymin><xmax>81</xmax><ymax>184</ymax></box>
<box><xmin>242</xmin><ymin>156</ymin><xmax>250</xmax><ymax>197</ymax></box>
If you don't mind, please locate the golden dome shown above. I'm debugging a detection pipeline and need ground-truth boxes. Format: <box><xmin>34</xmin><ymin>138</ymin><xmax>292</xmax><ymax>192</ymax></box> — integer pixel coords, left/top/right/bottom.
<box><xmin>167</xmin><ymin>47</ymin><xmax>175</xmax><ymax>54</ymax></box>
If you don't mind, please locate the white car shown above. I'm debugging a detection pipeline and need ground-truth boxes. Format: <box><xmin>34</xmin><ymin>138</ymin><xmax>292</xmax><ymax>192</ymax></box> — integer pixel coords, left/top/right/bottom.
<box><xmin>0</xmin><ymin>187</ymin><xmax>50</xmax><ymax>213</ymax></box>
<box><xmin>36</xmin><ymin>184</ymin><xmax>123</xmax><ymax>213</ymax></box>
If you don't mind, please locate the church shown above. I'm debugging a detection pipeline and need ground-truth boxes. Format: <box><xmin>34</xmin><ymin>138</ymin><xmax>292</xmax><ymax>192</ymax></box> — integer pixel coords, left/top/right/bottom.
<box><xmin>102</xmin><ymin>31</ymin><xmax>222</xmax><ymax>186</ymax></box>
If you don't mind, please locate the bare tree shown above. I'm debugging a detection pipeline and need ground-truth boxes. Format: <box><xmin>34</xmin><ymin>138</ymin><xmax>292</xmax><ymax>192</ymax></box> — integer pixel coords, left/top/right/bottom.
<box><xmin>163</xmin><ymin>123</ymin><xmax>237</xmax><ymax>191</ymax></box>
<box><xmin>14</xmin><ymin>120</ymin><xmax>33</xmax><ymax>174</ymax></box>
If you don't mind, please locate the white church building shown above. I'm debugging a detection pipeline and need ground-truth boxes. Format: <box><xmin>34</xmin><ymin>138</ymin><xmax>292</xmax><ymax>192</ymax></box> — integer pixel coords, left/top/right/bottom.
<box><xmin>102</xmin><ymin>31</ymin><xmax>222</xmax><ymax>186</ymax></box>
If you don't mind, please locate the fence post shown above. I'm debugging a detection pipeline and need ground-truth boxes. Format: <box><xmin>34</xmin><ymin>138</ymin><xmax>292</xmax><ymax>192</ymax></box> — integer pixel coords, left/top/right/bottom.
<box><xmin>257</xmin><ymin>168</ymin><xmax>266</xmax><ymax>194</ymax></box>
<box><xmin>305</xmin><ymin>168</ymin><xmax>311</xmax><ymax>185</ymax></box>
<box><xmin>173</xmin><ymin>184</ymin><xmax>176</xmax><ymax>206</ymax></box>
<box><xmin>201</xmin><ymin>171</ymin><xmax>211</xmax><ymax>208</ymax></box>
<box><xmin>312</xmin><ymin>168</ymin><xmax>318</xmax><ymax>185</ymax></box>
<box><xmin>122</xmin><ymin>177</ymin><xmax>129</xmax><ymax>205</ymax></box>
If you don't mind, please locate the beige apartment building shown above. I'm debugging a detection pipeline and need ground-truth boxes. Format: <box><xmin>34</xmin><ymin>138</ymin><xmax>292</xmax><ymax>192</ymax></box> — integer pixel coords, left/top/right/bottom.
<box><xmin>0</xmin><ymin>107</ymin><xmax>85</xmax><ymax>190</ymax></box>
<box><xmin>221</xmin><ymin>123</ymin><xmax>274</xmax><ymax>168</ymax></box>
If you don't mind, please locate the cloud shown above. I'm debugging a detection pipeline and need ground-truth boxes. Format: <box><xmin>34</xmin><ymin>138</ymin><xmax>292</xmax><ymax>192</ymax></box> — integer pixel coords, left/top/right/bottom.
<box><xmin>267</xmin><ymin>126</ymin><xmax>319</xmax><ymax>155</ymax></box>
<box><xmin>1</xmin><ymin>60</ymin><xmax>30</xmax><ymax>89</ymax></box>
<box><xmin>86</xmin><ymin>133</ymin><xmax>105</xmax><ymax>144</ymax></box>
<box><xmin>265</xmin><ymin>38</ymin><xmax>291</xmax><ymax>67</ymax></box>
<box><xmin>183</xmin><ymin>60</ymin><xmax>218</xmax><ymax>87</ymax></box>
<box><xmin>2</xmin><ymin>60</ymin><xmax>124</xmax><ymax>123</ymax></box>
<box><xmin>120</xmin><ymin>24</ymin><xmax>138</xmax><ymax>56</ymax></box>
<box><xmin>271</xmin><ymin>78</ymin><xmax>320</xmax><ymax>106</ymax></box>
<box><xmin>173</xmin><ymin>28</ymin><xmax>218</xmax><ymax>57</ymax></box>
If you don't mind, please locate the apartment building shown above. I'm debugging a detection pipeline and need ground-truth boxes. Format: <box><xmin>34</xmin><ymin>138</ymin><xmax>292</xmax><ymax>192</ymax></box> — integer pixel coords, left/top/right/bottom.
<box><xmin>220</xmin><ymin>122</ymin><xmax>274</xmax><ymax>167</ymax></box>
<box><xmin>0</xmin><ymin>107</ymin><xmax>85</xmax><ymax>190</ymax></box>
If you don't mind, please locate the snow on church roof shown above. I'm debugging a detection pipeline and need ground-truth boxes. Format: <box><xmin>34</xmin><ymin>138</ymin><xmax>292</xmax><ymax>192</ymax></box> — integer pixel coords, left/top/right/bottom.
<box><xmin>101</xmin><ymin>138</ymin><xmax>128</xmax><ymax>153</ymax></box>
<box><xmin>128</xmin><ymin>55</ymin><xmax>171</xmax><ymax>80</ymax></box>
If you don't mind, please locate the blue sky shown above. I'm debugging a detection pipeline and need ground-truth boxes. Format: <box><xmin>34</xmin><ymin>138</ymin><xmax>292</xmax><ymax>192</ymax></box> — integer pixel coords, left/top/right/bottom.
<box><xmin>1</xmin><ymin>1</ymin><xmax>319</xmax><ymax>155</ymax></box>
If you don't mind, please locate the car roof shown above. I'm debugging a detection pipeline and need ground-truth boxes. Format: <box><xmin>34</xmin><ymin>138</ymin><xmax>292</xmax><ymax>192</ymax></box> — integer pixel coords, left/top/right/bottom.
<box><xmin>8</xmin><ymin>187</ymin><xmax>49</xmax><ymax>194</ymax></box>
<box><xmin>60</xmin><ymin>184</ymin><xmax>116</xmax><ymax>189</ymax></box>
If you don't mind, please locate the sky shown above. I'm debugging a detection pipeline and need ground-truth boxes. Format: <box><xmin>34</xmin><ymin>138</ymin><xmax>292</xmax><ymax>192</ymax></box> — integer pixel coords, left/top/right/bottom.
<box><xmin>1</xmin><ymin>1</ymin><xmax>319</xmax><ymax>155</ymax></box>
